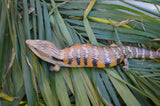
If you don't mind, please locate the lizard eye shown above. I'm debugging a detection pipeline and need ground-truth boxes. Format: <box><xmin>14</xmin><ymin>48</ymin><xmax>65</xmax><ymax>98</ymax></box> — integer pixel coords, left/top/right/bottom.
<box><xmin>34</xmin><ymin>48</ymin><xmax>38</xmax><ymax>51</ymax></box>
<box><xmin>51</xmin><ymin>56</ymin><xmax>63</xmax><ymax>62</ymax></box>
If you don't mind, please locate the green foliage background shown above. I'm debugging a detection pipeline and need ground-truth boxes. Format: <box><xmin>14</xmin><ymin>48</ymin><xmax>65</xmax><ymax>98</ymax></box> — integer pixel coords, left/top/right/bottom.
<box><xmin>0</xmin><ymin>0</ymin><xmax>160</xmax><ymax>105</ymax></box>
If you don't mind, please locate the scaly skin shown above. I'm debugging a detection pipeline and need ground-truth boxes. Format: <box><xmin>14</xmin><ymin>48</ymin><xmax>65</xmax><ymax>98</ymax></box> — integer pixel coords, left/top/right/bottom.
<box><xmin>26</xmin><ymin>40</ymin><xmax>160</xmax><ymax>71</ymax></box>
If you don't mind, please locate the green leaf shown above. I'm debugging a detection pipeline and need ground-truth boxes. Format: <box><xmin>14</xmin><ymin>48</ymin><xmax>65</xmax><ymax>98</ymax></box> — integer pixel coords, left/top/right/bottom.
<box><xmin>107</xmin><ymin>69</ymin><xmax>141</xmax><ymax>106</ymax></box>
<box><xmin>51</xmin><ymin>0</ymin><xmax>73</xmax><ymax>45</ymax></box>
<box><xmin>95</xmin><ymin>70</ymin><xmax>112</xmax><ymax>105</ymax></box>
<box><xmin>36</xmin><ymin>0</ymin><xmax>44</xmax><ymax>39</ymax></box>
<box><xmin>71</xmin><ymin>68</ymin><xmax>90</xmax><ymax>106</ymax></box>
<box><xmin>55</xmin><ymin>70</ymin><xmax>71</xmax><ymax>106</ymax></box>
<box><xmin>79</xmin><ymin>68</ymin><xmax>99</xmax><ymax>105</ymax></box>
<box><xmin>37</xmin><ymin>65</ymin><xmax>56</xmax><ymax>106</ymax></box>
<box><xmin>1</xmin><ymin>0</ymin><xmax>160</xmax><ymax>105</ymax></box>
<box><xmin>18</xmin><ymin>18</ymin><xmax>39</xmax><ymax>106</ymax></box>
<box><xmin>98</xmin><ymin>70</ymin><xmax>121</xmax><ymax>106</ymax></box>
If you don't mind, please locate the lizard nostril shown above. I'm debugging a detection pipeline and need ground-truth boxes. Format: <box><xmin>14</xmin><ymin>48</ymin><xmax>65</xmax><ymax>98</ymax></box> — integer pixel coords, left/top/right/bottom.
<box><xmin>26</xmin><ymin>40</ymin><xmax>29</xmax><ymax>44</ymax></box>
<box><xmin>26</xmin><ymin>40</ymin><xmax>32</xmax><ymax>45</ymax></box>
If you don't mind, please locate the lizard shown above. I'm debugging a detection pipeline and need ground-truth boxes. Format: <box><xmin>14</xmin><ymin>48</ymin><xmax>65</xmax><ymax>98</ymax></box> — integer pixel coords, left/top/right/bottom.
<box><xmin>26</xmin><ymin>40</ymin><xmax>160</xmax><ymax>71</ymax></box>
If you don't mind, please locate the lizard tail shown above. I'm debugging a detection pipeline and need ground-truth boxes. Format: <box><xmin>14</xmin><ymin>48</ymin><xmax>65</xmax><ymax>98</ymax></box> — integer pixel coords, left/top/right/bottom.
<box><xmin>122</xmin><ymin>46</ymin><xmax>160</xmax><ymax>59</ymax></box>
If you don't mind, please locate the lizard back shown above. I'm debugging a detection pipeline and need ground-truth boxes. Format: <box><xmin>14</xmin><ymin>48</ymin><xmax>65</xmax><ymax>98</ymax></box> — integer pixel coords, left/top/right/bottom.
<box><xmin>61</xmin><ymin>44</ymin><xmax>160</xmax><ymax>68</ymax></box>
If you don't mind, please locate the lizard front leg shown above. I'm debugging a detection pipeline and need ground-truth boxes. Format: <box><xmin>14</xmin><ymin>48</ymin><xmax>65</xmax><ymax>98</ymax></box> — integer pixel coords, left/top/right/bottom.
<box><xmin>50</xmin><ymin>64</ymin><xmax>60</xmax><ymax>72</ymax></box>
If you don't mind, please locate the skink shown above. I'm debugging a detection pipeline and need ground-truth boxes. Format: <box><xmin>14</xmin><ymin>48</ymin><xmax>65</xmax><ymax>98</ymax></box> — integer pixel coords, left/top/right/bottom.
<box><xmin>26</xmin><ymin>40</ymin><xmax>160</xmax><ymax>71</ymax></box>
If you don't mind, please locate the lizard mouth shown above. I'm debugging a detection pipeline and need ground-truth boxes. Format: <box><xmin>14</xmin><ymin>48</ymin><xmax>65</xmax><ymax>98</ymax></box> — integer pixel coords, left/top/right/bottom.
<box><xmin>25</xmin><ymin>40</ymin><xmax>37</xmax><ymax>49</ymax></box>
<box><xmin>26</xmin><ymin>40</ymin><xmax>42</xmax><ymax>45</ymax></box>
<box><xmin>26</xmin><ymin>40</ymin><xmax>40</xmax><ymax>47</ymax></box>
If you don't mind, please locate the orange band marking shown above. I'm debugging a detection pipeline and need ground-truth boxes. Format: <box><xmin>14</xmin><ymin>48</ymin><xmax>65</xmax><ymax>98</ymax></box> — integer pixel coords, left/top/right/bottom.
<box><xmin>86</xmin><ymin>44</ymin><xmax>93</xmax><ymax>67</ymax></box>
<box><xmin>63</xmin><ymin>47</ymin><xmax>69</xmax><ymax>64</ymax></box>
<box><xmin>107</xmin><ymin>47</ymin><xmax>117</xmax><ymax>67</ymax></box>
<box><xmin>80</xmin><ymin>45</ymin><xmax>85</xmax><ymax>66</ymax></box>
<box><xmin>97</xmin><ymin>46</ymin><xmax>105</xmax><ymax>68</ymax></box>
<box><xmin>71</xmin><ymin>44</ymin><xmax>80</xmax><ymax>66</ymax></box>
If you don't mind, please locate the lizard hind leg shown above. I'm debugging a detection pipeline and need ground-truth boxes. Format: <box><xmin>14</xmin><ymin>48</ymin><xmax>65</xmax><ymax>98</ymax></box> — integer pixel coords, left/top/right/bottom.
<box><xmin>123</xmin><ymin>58</ymin><xmax>129</xmax><ymax>71</ymax></box>
<box><xmin>50</xmin><ymin>64</ymin><xmax>60</xmax><ymax>72</ymax></box>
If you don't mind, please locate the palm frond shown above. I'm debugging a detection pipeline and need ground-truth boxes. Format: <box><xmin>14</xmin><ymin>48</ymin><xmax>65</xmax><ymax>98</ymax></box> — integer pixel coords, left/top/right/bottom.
<box><xmin>0</xmin><ymin>0</ymin><xmax>160</xmax><ymax>105</ymax></box>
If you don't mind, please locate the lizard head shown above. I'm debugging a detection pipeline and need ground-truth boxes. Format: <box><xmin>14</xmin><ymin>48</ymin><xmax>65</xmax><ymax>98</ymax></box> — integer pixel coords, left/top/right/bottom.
<box><xmin>26</xmin><ymin>40</ymin><xmax>60</xmax><ymax>62</ymax></box>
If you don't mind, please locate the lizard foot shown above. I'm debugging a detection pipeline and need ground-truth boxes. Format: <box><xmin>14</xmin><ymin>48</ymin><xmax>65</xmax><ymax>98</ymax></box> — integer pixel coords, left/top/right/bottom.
<box><xmin>123</xmin><ymin>58</ymin><xmax>129</xmax><ymax>71</ymax></box>
<box><xmin>50</xmin><ymin>64</ymin><xmax>60</xmax><ymax>72</ymax></box>
<box><xmin>123</xmin><ymin>66</ymin><xmax>129</xmax><ymax>71</ymax></box>
<box><xmin>110</xmin><ymin>44</ymin><xmax>118</xmax><ymax>47</ymax></box>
